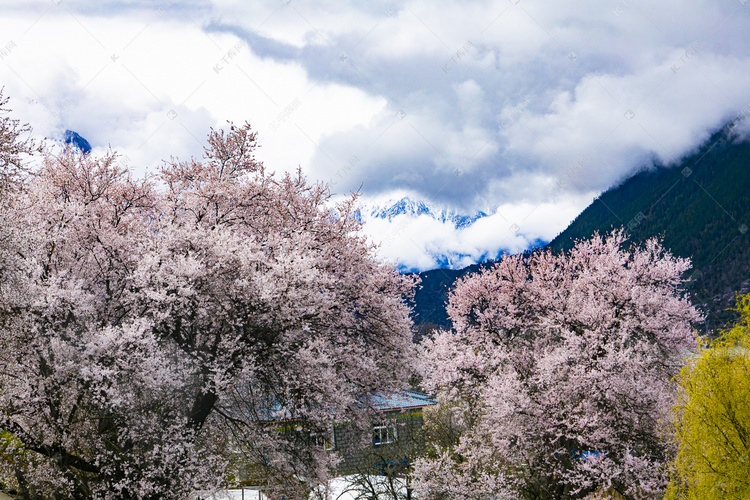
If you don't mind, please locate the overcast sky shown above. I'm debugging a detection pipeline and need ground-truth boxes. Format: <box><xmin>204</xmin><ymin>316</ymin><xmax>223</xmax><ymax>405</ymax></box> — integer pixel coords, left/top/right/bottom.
<box><xmin>2</xmin><ymin>0</ymin><xmax>749</xmax><ymax>270</ymax></box>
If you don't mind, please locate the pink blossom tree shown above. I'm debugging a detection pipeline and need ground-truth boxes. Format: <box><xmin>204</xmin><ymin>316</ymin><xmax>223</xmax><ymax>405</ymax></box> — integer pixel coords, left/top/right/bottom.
<box><xmin>0</xmin><ymin>115</ymin><xmax>416</xmax><ymax>498</ymax></box>
<box><xmin>415</xmin><ymin>231</ymin><xmax>701</xmax><ymax>500</ymax></box>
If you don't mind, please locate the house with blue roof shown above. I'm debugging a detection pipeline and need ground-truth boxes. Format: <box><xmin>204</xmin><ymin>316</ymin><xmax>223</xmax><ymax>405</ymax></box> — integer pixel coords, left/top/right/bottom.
<box><xmin>235</xmin><ymin>390</ymin><xmax>437</xmax><ymax>485</ymax></box>
<box><xmin>329</xmin><ymin>390</ymin><xmax>437</xmax><ymax>475</ymax></box>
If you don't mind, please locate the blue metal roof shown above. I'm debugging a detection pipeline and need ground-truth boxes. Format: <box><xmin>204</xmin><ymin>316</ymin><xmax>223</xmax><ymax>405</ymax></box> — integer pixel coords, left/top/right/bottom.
<box><xmin>369</xmin><ymin>390</ymin><xmax>437</xmax><ymax>411</ymax></box>
<box><xmin>252</xmin><ymin>390</ymin><xmax>437</xmax><ymax>421</ymax></box>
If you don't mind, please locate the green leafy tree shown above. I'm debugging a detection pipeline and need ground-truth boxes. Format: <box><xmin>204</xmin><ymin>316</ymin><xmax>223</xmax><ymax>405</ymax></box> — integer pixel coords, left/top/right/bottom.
<box><xmin>668</xmin><ymin>294</ymin><xmax>750</xmax><ymax>499</ymax></box>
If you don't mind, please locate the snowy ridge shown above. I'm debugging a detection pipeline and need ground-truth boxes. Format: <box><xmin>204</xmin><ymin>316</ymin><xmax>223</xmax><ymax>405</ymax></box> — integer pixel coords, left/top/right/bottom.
<box><xmin>356</xmin><ymin>195</ymin><xmax>556</xmax><ymax>272</ymax></box>
<box><xmin>362</xmin><ymin>196</ymin><xmax>488</xmax><ymax>229</ymax></box>
<box><xmin>357</xmin><ymin>196</ymin><xmax>509</xmax><ymax>272</ymax></box>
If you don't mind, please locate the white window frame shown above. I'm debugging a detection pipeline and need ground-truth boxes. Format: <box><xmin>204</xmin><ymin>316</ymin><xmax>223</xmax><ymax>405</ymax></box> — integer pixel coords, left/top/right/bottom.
<box><xmin>372</xmin><ymin>423</ymin><xmax>398</xmax><ymax>446</ymax></box>
<box><xmin>311</xmin><ymin>426</ymin><xmax>335</xmax><ymax>451</ymax></box>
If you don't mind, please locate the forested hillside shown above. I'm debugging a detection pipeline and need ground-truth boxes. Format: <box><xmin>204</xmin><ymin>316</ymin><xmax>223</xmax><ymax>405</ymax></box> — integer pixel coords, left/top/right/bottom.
<box><xmin>413</xmin><ymin>125</ymin><xmax>750</xmax><ymax>332</ymax></box>
<box><xmin>549</xmin><ymin>127</ymin><xmax>750</xmax><ymax>329</ymax></box>
<box><xmin>410</xmin><ymin>266</ymin><xmax>472</xmax><ymax>334</ymax></box>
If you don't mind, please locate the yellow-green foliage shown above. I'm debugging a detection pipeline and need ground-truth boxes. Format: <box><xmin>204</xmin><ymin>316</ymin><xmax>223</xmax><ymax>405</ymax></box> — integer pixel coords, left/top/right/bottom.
<box><xmin>667</xmin><ymin>294</ymin><xmax>750</xmax><ymax>499</ymax></box>
<box><xmin>0</xmin><ymin>430</ymin><xmax>22</xmax><ymax>488</ymax></box>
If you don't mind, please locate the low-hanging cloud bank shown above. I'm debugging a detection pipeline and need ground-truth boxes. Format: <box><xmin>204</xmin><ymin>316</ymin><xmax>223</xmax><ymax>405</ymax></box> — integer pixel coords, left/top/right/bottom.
<box><xmin>2</xmin><ymin>0</ymin><xmax>749</xmax><ymax>270</ymax></box>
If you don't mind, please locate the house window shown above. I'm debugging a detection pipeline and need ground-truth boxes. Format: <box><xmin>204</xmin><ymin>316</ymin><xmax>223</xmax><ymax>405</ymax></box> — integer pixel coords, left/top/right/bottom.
<box><xmin>373</xmin><ymin>424</ymin><xmax>397</xmax><ymax>446</ymax></box>
<box><xmin>311</xmin><ymin>427</ymin><xmax>335</xmax><ymax>451</ymax></box>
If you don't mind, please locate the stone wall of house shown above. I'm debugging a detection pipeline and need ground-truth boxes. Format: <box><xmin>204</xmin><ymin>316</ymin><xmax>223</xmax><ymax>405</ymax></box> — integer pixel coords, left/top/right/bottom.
<box><xmin>232</xmin><ymin>407</ymin><xmax>431</xmax><ymax>486</ymax></box>
<box><xmin>331</xmin><ymin>409</ymin><xmax>426</xmax><ymax>475</ymax></box>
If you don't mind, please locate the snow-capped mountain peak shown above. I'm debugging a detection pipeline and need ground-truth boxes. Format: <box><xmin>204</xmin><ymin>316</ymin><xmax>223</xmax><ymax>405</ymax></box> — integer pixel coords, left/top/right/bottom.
<box><xmin>363</xmin><ymin>196</ymin><xmax>488</xmax><ymax>229</ymax></box>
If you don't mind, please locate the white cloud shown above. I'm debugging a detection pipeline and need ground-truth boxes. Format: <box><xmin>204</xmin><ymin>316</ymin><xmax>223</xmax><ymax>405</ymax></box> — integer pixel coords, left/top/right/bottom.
<box><xmin>360</xmin><ymin>191</ymin><xmax>594</xmax><ymax>272</ymax></box>
<box><xmin>1</xmin><ymin>0</ymin><xmax>749</xmax><ymax>271</ymax></box>
<box><xmin>0</xmin><ymin>7</ymin><xmax>387</xmax><ymax>178</ymax></box>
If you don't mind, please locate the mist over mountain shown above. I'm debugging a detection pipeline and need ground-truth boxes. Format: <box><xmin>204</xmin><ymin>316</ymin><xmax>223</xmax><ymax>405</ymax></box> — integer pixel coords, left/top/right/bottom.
<box><xmin>359</xmin><ymin>196</ymin><xmax>548</xmax><ymax>272</ymax></box>
<box><xmin>549</xmin><ymin>124</ymin><xmax>750</xmax><ymax>330</ymax></box>
<box><xmin>412</xmin><ymin>122</ymin><xmax>750</xmax><ymax>334</ymax></box>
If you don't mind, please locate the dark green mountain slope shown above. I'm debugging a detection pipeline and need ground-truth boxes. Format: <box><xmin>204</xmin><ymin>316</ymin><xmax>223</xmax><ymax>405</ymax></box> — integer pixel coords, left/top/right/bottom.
<box><xmin>410</xmin><ymin>256</ymin><xmax>527</xmax><ymax>334</ymax></box>
<box><xmin>549</xmin><ymin>128</ymin><xmax>750</xmax><ymax>330</ymax></box>
<box><xmin>412</xmin><ymin>126</ymin><xmax>750</xmax><ymax>333</ymax></box>
<box><xmin>410</xmin><ymin>265</ymin><xmax>477</xmax><ymax>335</ymax></box>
